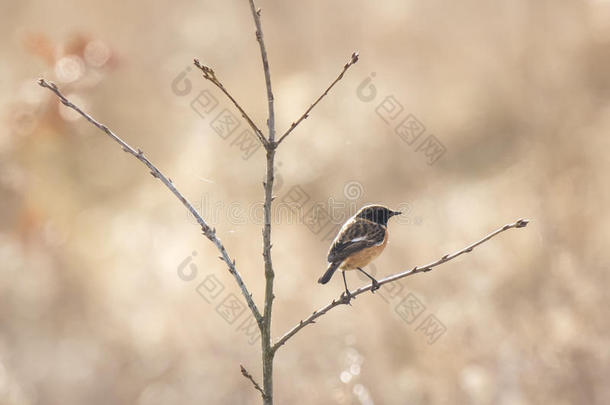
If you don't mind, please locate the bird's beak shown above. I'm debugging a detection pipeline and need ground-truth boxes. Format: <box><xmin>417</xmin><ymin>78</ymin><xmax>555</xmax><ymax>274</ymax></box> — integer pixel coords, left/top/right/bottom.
<box><xmin>390</xmin><ymin>210</ymin><xmax>402</xmax><ymax>217</ymax></box>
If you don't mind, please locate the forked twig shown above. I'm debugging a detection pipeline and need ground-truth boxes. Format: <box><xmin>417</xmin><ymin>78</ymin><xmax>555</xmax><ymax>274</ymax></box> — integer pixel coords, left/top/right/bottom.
<box><xmin>37</xmin><ymin>78</ymin><xmax>263</xmax><ymax>327</ymax></box>
<box><xmin>272</xmin><ymin>218</ymin><xmax>530</xmax><ymax>352</ymax></box>
<box><xmin>246</xmin><ymin>2</ymin><xmax>277</xmax><ymax>403</ymax></box>
<box><xmin>276</xmin><ymin>52</ymin><xmax>359</xmax><ymax>145</ymax></box>
<box><xmin>39</xmin><ymin>2</ymin><xmax>531</xmax><ymax>401</ymax></box>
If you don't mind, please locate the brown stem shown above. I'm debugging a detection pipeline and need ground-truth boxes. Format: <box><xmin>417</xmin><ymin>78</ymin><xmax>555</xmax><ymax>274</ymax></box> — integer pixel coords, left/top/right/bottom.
<box><xmin>249</xmin><ymin>1</ymin><xmax>275</xmax><ymax>144</ymax></box>
<box><xmin>248</xmin><ymin>1</ymin><xmax>277</xmax><ymax>403</ymax></box>
<box><xmin>193</xmin><ymin>59</ymin><xmax>268</xmax><ymax>147</ymax></box>
<box><xmin>240</xmin><ymin>364</ymin><xmax>267</xmax><ymax>400</ymax></box>
<box><xmin>276</xmin><ymin>52</ymin><xmax>359</xmax><ymax>145</ymax></box>
<box><xmin>36</xmin><ymin>79</ymin><xmax>263</xmax><ymax>328</ymax></box>
<box><xmin>272</xmin><ymin>218</ymin><xmax>530</xmax><ymax>352</ymax></box>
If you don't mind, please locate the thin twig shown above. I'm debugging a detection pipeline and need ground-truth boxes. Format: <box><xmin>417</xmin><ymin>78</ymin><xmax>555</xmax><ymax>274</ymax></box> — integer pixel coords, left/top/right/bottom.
<box><xmin>272</xmin><ymin>218</ymin><xmax>530</xmax><ymax>352</ymax></box>
<box><xmin>247</xmin><ymin>1</ymin><xmax>277</xmax><ymax>404</ymax></box>
<box><xmin>240</xmin><ymin>365</ymin><xmax>267</xmax><ymax>400</ymax></box>
<box><xmin>248</xmin><ymin>1</ymin><xmax>275</xmax><ymax>144</ymax></box>
<box><xmin>276</xmin><ymin>52</ymin><xmax>359</xmax><ymax>145</ymax></box>
<box><xmin>37</xmin><ymin>78</ymin><xmax>264</xmax><ymax>328</ymax></box>
<box><xmin>193</xmin><ymin>59</ymin><xmax>267</xmax><ymax>147</ymax></box>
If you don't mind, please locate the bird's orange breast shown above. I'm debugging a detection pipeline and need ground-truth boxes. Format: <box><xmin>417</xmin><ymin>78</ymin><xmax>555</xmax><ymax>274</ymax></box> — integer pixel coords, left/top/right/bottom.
<box><xmin>340</xmin><ymin>230</ymin><xmax>388</xmax><ymax>270</ymax></box>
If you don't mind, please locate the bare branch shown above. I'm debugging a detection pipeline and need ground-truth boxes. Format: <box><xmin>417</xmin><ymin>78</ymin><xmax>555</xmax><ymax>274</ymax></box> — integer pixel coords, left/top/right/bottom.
<box><xmin>276</xmin><ymin>52</ymin><xmax>359</xmax><ymax>145</ymax></box>
<box><xmin>248</xmin><ymin>0</ymin><xmax>275</xmax><ymax>144</ymax></box>
<box><xmin>240</xmin><ymin>364</ymin><xmax>267</xmax><ymax>400</ymax></box>
<box><xmin>247</xmin><ymin>2</ymin><xmax>277</xmax><ymax>403</ymax></box>
<box><xmin>272</xmin><ymin>218</ymin><xmax>530</xmax><ymax>352</ymax></box>
<box><xmin>193</xmin><ymin>59</ymin><xmax>268</xmax><ymax>147</ymax></box>
<box><xmin>37</xmin><ymin>79</ymin><xmax>263</xmax><ymax>328</ymax></box>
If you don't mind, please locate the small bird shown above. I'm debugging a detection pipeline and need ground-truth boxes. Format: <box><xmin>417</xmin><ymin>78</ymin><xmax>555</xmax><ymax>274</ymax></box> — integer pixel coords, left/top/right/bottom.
<box><xmin>318</xmin><ymin>204</ymin><xmax>401</xmax><ymax>300</ymax></box>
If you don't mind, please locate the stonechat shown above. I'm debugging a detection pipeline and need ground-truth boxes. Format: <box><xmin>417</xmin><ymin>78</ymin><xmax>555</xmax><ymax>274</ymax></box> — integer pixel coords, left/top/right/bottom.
<box><xmin>318</xmin><ymin>204</ymin><xmax>401</xmax><ymax>299</ymax></box>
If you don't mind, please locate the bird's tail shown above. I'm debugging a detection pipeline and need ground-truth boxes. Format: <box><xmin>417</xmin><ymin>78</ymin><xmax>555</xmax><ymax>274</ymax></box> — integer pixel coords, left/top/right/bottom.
<box><xmin>318</xmin><ymin>262</ymin><xmax>340</xmax><ymax>284</ymax></box>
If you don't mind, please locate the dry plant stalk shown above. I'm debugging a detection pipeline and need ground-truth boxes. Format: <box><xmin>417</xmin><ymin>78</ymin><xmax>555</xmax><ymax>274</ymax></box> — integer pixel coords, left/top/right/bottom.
<box><xmin>38</xmin><ymin>0</ymin><xmax>529</xmax><ymax>403</ymax></box>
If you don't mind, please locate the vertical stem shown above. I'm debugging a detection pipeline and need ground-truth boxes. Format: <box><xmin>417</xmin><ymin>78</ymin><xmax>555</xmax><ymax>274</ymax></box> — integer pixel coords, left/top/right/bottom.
<box><xmin>248</xmin><ymin>1</ymin><xmax>276</xmax><ymax>402</ymax></box>
<box><xmin>261</xmin><ymin>146</ymin><xmax>275</xmax><ymax>404</ymax></box>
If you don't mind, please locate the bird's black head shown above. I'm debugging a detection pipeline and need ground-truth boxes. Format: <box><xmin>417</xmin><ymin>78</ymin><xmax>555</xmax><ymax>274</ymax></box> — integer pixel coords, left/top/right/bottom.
<box><xmin>355</xmin><ymin>205</ymin><xmax>401</xmax><ymax>226</ymax></box>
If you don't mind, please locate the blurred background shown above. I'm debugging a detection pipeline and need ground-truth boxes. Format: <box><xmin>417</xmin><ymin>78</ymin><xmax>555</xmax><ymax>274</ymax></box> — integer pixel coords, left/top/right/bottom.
<box><xmin>1</xmin><ymin>0</ymin><xmax>609</xmax><ymax>404</ymax></box>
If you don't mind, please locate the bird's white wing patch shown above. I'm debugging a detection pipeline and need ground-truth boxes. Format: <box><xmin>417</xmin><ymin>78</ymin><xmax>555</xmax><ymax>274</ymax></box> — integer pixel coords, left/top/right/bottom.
<box><xmin>352</xmin><ymin>233</ymin><xmax>384</xmax><ymax>245</ymax></box>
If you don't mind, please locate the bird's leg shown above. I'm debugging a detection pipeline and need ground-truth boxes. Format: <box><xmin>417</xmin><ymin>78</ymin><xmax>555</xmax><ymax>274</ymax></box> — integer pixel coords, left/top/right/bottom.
<box><xmin>357</xmin><ymin>267</ymin><xmax>380</xmax><ymax>292</ymax></box>
<box><xmin>340</xmin><ymin>270</ymin><xmax>354</xmax><ymax>304</ymax></box>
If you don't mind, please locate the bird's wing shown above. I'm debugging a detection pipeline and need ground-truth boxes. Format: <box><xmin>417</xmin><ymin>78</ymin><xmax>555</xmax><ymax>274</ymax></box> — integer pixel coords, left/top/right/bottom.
<box><xmin>327</xmin><ymin>219</ymin><xmax>386</xmax><ymax>263</ymax></box>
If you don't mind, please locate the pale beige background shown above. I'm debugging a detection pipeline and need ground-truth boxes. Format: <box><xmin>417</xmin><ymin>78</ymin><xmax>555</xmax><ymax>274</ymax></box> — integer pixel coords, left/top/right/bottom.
<box><xmin>1</xmin><ymin>0</ymin><xmax>609</xmax><ymax>404</ymax></box>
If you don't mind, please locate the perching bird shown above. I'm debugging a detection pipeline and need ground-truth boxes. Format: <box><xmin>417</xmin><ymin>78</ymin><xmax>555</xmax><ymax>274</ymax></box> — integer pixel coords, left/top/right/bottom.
<box><xmin>318</xmin><ymin>204</ymin><xmax>401</xmax><ymax>299</ymax></box>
